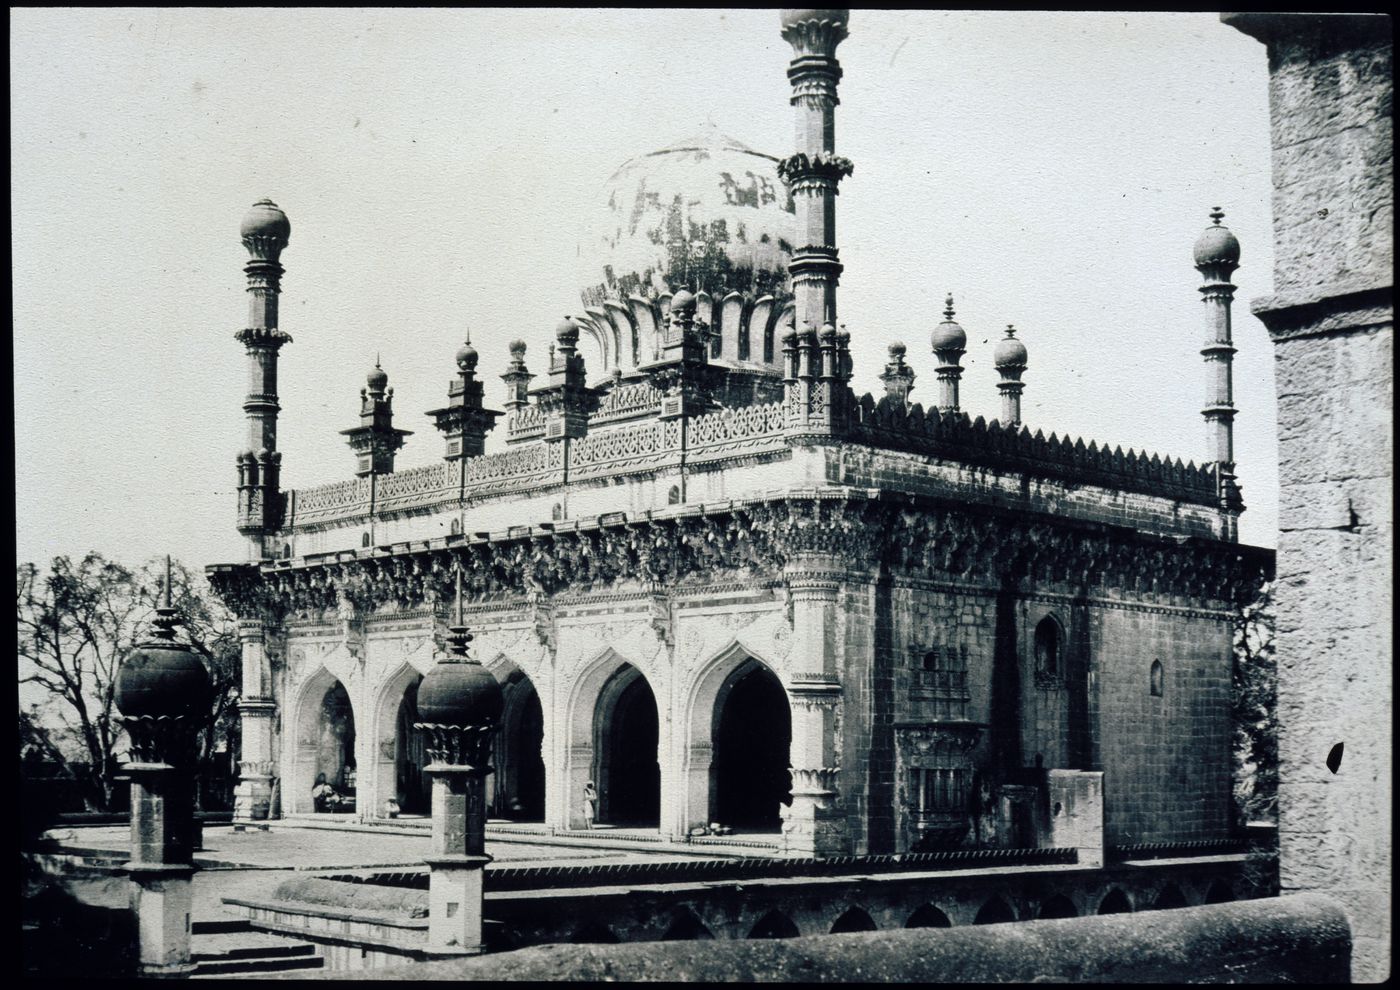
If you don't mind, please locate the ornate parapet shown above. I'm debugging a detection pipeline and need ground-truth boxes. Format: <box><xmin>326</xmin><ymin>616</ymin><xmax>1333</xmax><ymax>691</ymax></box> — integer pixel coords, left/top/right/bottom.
<box><xmin>851</xmin><ymin>395</ymin><xmax>1220</xmax><ymax>507</ymax></box>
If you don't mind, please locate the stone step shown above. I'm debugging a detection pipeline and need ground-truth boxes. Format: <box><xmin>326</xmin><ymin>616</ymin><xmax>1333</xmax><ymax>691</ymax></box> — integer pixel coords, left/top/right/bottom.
<box><xmin>193</xmin><ymin>941</ymin><xmax>316</xmax><ymax>962</ymax></box>
<box><xmin>192</xmin><ymin>918</ymin><xmax>253</xmax><ymax>935</ymax></box>
<box><xmin>191</xmin><ymin>954</ymin><xmax>325</xmax><ymax>978</ymax></box>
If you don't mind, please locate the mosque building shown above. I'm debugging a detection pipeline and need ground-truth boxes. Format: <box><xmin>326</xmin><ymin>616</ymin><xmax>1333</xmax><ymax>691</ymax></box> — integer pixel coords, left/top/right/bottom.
<box><xmin>209</xmin><ymin>9</ymin><xmax>1271</xmax><ymax>859</ymax></box>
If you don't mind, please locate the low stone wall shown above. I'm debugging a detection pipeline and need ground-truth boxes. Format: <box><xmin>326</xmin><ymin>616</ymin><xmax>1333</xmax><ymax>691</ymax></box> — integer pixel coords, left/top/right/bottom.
<box><xmin>291</xmin><ymin>894</ymin><xmax>1349</xmax><ymax>983</ymax></box>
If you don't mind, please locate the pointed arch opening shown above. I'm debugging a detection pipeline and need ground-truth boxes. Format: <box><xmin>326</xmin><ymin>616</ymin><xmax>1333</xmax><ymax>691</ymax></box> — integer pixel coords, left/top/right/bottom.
<box><xmin>905</xmin><ymin>903</ymin><xmax>952</xmax><ymax>928</ymax></box>
<box><xmin>593</xmin><ymin>663</ymin><xmax>660</xmax><ymax>827</ymax></box>
<box><xmin>1038</xmin><ymin>894</ymin><xmax>1078</xmax><ymax>919</ymax></box>
<box><xmin>372</xmin><ymin>663</ymin><xmax>429</xmax><ymax>819</ymax></box>
<box><xmin>492</xmin><ymin>665</ymin><xmax>545</xmax><ymax>822</ymax></box>
<box><xmin>748</xmin><ymin>910</ymin><xmax>800</xmax><ymax>939</ymax></box>
<box><xmin>830</xmin><ymin>906</ymin><xmax>877</xmax><ymax>933</ymax></box>
<box><xmin>661</xmin><ymin>909</ymin><xmax>715</xmax><ymax>941</ymax></box>
<box><xmin>973</xmin><ymin>896</ymin><xmax>1016</xmax><ymax>925</ymax></box>
<box><xmin>712</xmin><ymin>661</ymin><xmax>791</xmax><ymax>832</ymax></box>
<box><xmin>1097</xmin><ymin>888</ymin><xmax>1133</xmax><ymax>914</ymax></box>
<box><xmin>292</xmin><ymin>668</ymin><xmax>357</xmax><ymax>815</ymax></box>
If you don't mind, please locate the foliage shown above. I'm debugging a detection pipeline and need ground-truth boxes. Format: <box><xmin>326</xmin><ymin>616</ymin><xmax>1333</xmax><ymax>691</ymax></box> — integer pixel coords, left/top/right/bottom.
<box><xmin>16</xmin><ymin>553</ymin><xmax>239</xmax><ymax>810</ymax></box>
<box><xmin>1231</xmin><ymin>580</ymin><xmax>1277</xmax><ymax>825</ymax></box>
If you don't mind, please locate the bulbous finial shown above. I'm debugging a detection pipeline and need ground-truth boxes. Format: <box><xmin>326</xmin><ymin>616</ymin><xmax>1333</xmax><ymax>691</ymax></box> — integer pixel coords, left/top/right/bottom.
<box><xmin>240</xmin><ymin>199</ymin><xmax>291</xmax><ymax>261</ymax></box>
<box><xmin>367</xmin><ymin>358</ymin><xmax>388</xmax><ymax>391</ymax></box>
<box><xmin>931</xmin><ymin>293</ymin><xmax>967</xmax><ymax>352</ymax></box>
<box><xmin>508</xmin><ymin>339</ymin><xmax>527</xmax><ymax>360</ymax></box>
<box><xmin>888</xmin><ymin>341</ymin><xmax>906</xmax><ymax>360</ymax></box>
<box><xmin>670</xmin><ymin>289</ymin><xmax>697</xmax><ymax>314</ymax></box>
<box><xmin>1193</xmin><ymin>206</ymin><xmax>1240</xmax><ymax>270</ymax></box>
<box><xmin>455</xmin><ymin>331</ymin><xmax>479</xmax><ymax>372</ymax></box>
<box><xmin>994</xmin><ymin>324</ymin><xmax>1029</xmax><ymax>370</ymax></box>
<box><xmin>114</xmin><ymin>555</ymin><xmax>211</xmax><ymax>722</ymax></box>
<box><xmin>555</xmin><ymin>316</ymin><xmax>579</xmax><ymax>346</ymax></box>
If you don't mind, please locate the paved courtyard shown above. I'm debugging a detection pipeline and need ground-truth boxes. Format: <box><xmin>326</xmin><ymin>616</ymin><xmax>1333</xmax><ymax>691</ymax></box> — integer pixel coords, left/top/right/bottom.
<box><xmin>42</xmin><ymin>821</ymin><xmax>719</xmax><ymax>925</ymax></box>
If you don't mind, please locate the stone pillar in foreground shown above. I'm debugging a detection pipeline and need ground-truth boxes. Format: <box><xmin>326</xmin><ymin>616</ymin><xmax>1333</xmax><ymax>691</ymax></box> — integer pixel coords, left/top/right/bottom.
<box><xmin>114</xmin><ymin>559</ymin><xmax>211</xmax><ymax>977</ymax></box>
<box><xmin>1222</xmin><ymin>13</ymin><xmax>1392</xmax><ymax>981</ymax></box>
<box><xmin>782</xmin><ymin>550</ymin><xmax>849</xmax><ymax>857</ymax></box>
<box><xmin>414</xmin><ymin>577</ymin><xmax>502</xmax><ymax>956</ymax></box>
<box><xmin>232</xmin><ymin>617</ymin><xmax>275</xmax><ymax>823</ymax></box>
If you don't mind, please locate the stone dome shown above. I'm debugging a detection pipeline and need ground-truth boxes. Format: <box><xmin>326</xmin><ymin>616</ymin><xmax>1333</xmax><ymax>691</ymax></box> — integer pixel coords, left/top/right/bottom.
<box><xmin>578</xmin><ymin>124</ymin><xmax>797</xmax><ymax>310</ymax></box>
<box><xmin>1193</xmin><ymin>208</ymin><xmax>1240</xmax><ymax>268</ymax></box>
<box><xmin>417</xmin><ymin>657</ymin><xmax>503</xmax><ymax>728</ymax></box>
<box><xmin>240</xmin><ymin>198</ymin><xmax>291</xmax><ymax>242</ymax></box>
<box><xmin>994</xmin><ymin>327</ymin><xmax>1028</xmax><ymax>369</ymax></box>
<box><xmin>116</xmin><ymin>621</ymin><xmax>211</xmax><ymax>721</ymax></box>
<box><xmin>366</xmin><ymin>363</ymin><xmax>389</xmax><ymax>390</ymax></box>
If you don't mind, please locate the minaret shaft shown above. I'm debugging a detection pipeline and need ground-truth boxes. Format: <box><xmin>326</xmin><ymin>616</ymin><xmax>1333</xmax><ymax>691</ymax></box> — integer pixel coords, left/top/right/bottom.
<box><xmin>779</xmin><ymin>12</ymin><xmax>851</xmax><ymax>334</ymax></box>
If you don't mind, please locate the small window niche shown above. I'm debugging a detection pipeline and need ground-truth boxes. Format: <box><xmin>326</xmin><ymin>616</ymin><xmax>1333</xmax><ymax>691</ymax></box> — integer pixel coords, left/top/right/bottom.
<box><xmin>1034</xmin><ymin>615</ymin><xmax>1064</xmax><ymax>690</ymax></box>
<box><xmin>1150</xmin><ymin>659</ymin><xmax>1164</xmax><ymax>698</ymax></box>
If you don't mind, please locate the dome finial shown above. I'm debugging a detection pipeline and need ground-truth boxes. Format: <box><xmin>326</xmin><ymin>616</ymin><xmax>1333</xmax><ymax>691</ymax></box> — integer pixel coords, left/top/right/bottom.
<box><xmin>944</xmin><ymin>294</ymin><xmax>955</xmax><ymax>322</ymax></box>
<box><xmin>1006</xmin><ymin>324</ymin><xmax>1017</xmax><ymax>338</ymax></box>
<box><xmin>1210</xmin><ymin>206</ymin><xmax>1225</xmax><ymax>226</ymax></box>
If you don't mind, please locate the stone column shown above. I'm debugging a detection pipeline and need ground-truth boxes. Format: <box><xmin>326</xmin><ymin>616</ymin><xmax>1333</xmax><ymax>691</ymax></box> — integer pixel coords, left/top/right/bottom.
<box><xmin>419</xmin><ymin>726</ymin><xmax>494</xmax><ymax>956</ymax></box>
<box><xmin>233</xmin><ymin>618</ymin><xmax>276</xmax><ymax>823</ymax></box>
<box><xmin>122</xmin><ymin>759</ymin><xmax>196</xmax><ymax>977</ymax></box>
<box><xmin>782</xmin><ymin>551</ymin><xmax>849</xmax><ymax>856</ymax></box>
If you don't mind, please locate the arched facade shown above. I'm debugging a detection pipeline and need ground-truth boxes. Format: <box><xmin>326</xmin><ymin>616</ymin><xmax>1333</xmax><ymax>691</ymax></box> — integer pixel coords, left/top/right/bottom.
<box><xmin>289</xmin><ymin>666</ymin><xmax>359</xmax><ymax>815</ymax></box>
<box><xmin>682</xmin><ymin>643</ymin><xmax>791</xmax><ymax>836</ymax></box>
<box><xmin>564</xmin><ymin>649</ymin><xmax>662</xmax><ymax>829</ymax></box>
<box><xmin>371</xmin><ymin>662</ymin><xmax>429</xmax><ymax>818</ymax></box>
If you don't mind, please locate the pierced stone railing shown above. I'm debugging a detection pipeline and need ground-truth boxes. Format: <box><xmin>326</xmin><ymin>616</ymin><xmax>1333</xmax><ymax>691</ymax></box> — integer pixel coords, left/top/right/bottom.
<box><xmin>289</xmin><ymin>476</ymin><xmax>372</xmax><ymax>526</ymax></box>
<box><xmin>687</xmin><ymin>400</ymin><xmax>788</xmax><ymax>465</ymax></box>
<box><xmin>569</xmin><ymin>419</ymin><xmax>681</xmax><ymax>480</ymax></box>
<box><xmin>591</xmin><ymin>379</ymin><xmax>662</xmax><ymax>425</ymax></box>
<box><xmin>506</xmin><ymin>404</ymin><xmax>546</xmax><ymax>443</ymax></box>
<box><xmin>374</xmin><ymin>462</ymin><xmax>455</xmax><ymax>515</ymax></box>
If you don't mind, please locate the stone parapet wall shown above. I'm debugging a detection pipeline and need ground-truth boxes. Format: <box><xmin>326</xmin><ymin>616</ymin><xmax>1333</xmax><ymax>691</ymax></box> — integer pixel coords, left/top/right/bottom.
<box><xmin>293</xmin><ymin>892</ymin><xmax>1344</xmax><ymax>982</ymax></box>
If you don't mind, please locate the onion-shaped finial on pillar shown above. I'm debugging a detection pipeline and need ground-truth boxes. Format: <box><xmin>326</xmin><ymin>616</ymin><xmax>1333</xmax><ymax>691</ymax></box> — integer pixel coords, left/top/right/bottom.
<box><xmin>115</xmin><ymin>556</ymin><xmax>211</xmax><ymax>765</ymax></box>
<box><xmin>415</xmin><ymin>567</ymin><xmax>503</xmax><ymax>768</ymax></box>
<box><xmin>931</xmin><ymin>293</ymin><xmax>967</xmax><ymax>413</ymax></box>
<box><xmin>995</xmin><ymin>324</ymin><xmax>1029</xmax><ymax>427</ymax></box>
<box><xmin>455</xmin><ymin>330</ymin><xmax>479</xmax><ymax>375</ymax></box>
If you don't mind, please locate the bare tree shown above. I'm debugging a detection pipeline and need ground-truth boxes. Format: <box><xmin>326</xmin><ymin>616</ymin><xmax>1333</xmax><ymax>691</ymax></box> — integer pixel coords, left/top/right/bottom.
<box><xmin>17</xmin><ymin>553</ymin><xmax>239</xmax><ymax>810</ymax></box>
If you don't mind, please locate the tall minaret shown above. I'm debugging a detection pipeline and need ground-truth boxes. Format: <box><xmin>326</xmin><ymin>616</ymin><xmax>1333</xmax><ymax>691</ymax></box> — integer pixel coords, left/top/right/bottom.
<box><xmin>234</xmin><ymin>199</ymin><xmax>292</xmax><ymax>561</ymax></box>
<box><xmin>1192</xmin><ymin>207</ymin><xmax>1244</xmax><ymax>521</ymax></box>
<box><xmin>994</xmin><ymin>325</ymin><xmax>1028</xmax><ymax>427</ymax></box>
<box><xmin>777</xmin><ymin>9</ymin><xmax>853</xmax><ymax>334</ymax></box>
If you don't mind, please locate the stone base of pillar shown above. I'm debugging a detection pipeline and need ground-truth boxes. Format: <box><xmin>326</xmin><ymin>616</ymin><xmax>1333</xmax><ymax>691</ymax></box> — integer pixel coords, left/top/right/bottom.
<box><xmin>123</xmin><ymin>863</ymin><xmax>196</xmax><ymax>977</ymax></box>
<box><xmin>233</xmin><ymin>773</ymin><xmax>274</xmax><ymax>822</ymax></box>
<box><xmin>782</xmin><ymin>779</ymin><xmax>850</xmax><ymax>857</ymax></box>
<box><xmin>424</xmin><ymin>854</ymin><xmax>492</xmax><ymax>955</ymax></box>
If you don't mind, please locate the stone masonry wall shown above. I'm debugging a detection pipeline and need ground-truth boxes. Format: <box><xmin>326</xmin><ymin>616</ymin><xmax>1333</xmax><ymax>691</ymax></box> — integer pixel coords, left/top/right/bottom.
<box><xmin>1093</xmin><ymin>603</ymin><xmax>1234</xmax><ymax>847</ymax></box>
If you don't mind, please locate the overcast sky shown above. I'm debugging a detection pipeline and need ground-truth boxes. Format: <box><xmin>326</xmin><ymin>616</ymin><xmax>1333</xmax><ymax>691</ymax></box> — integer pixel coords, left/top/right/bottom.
<box><xmin>12</xmin><ymin>9</ymin><xmax>1279</xmax><ymax>574</ymax></box>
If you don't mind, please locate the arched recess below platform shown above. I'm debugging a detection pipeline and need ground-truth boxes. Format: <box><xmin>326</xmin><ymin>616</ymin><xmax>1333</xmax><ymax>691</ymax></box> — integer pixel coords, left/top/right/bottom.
<box><xmin>684</xmin><ymin>645</ymin><xmax>791</xmax><ymax>835</ymax></box>
<box><xmin>291</xmin><ymin>667</ymin><xmax>357</xmax><ymax>815</ymax></box>
<box><xmin>372</xmin><ymin>664</ymin><xmax>428</xmax><ymax>818</ymax></box>
<box><xmin>490</xmin><ymin>664</ymin><xmax>545</xmax><ymax>822</ymax></box>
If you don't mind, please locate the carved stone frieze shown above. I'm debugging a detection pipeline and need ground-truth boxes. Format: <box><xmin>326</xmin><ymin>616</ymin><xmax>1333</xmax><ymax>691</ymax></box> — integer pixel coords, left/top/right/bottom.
<box><xmin>211</xmin><ymin>494</ymin><xmax>1271</xmax><ymax>629</ymax></box>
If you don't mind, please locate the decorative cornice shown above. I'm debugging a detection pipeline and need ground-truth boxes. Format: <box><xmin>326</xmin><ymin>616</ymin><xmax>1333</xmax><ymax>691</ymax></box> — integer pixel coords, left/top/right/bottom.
<box><xmin>209</xmin><ymin>491</ymin><xmax>1271</xmax><ymax>622</ymax></box>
